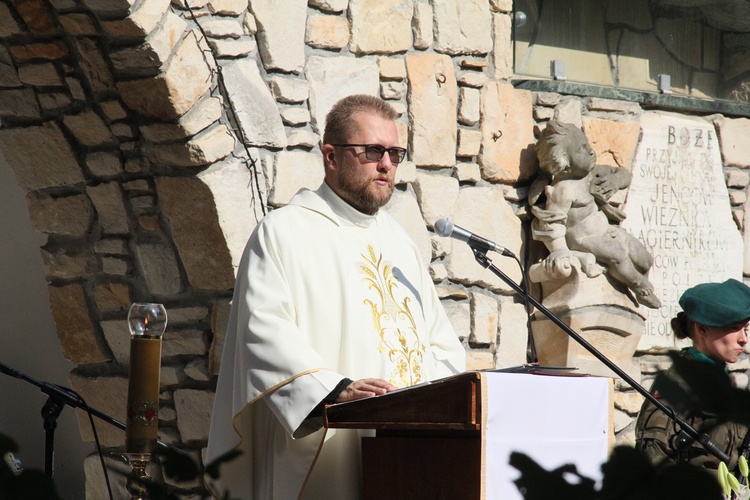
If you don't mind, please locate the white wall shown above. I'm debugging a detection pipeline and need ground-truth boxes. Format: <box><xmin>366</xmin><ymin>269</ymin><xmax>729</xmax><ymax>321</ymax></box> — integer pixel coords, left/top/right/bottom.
<box><xmin>0</xmin><ymin>156</ymin><xmax>90</xmax><ymax>499</ymax></box>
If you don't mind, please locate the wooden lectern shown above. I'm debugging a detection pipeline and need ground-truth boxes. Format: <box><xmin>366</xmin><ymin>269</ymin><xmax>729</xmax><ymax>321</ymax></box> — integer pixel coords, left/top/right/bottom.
<box><xmin>324</xmin><ymin>370</ymin><xmax>609</xmax><ymax>500</ymax></box>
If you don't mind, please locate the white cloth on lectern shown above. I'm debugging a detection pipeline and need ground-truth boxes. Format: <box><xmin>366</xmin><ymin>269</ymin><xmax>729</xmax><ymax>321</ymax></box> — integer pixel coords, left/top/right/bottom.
<box><xmin>206</xmin><ymin>183</ymin><xmax>466</xmax><ymax>499</ymax></box>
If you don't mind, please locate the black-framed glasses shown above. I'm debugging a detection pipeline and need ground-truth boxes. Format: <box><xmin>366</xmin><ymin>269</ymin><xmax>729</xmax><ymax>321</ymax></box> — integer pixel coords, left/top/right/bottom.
<box><xmin>332</xmin><ymin>144</ymin><xmax>407</xmax><ymax>164</ymax></box>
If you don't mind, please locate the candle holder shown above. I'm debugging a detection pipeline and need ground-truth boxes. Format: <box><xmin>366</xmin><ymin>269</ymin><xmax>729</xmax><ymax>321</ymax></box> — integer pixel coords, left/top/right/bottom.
<box><xmin>123</xmin><ymin>302</ymin><xmax>167</xmax><ymax>500</ymax></box>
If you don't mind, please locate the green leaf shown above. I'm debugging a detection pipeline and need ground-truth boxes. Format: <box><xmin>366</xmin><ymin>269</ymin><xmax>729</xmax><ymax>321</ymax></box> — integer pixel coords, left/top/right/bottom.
<box><xmin>718</xmin><ymin>461</ymin><xmax>731</xmax><ymax>497</ymax></box>
<box><xmin>154</xmin><ymin>446</ymin><xmax>199</xmax><ymax>482</ymax></box>
<box><xmin>205</xmin><ymin>449</ymin><xmax>242</xmax><ymax>480</ymax></box>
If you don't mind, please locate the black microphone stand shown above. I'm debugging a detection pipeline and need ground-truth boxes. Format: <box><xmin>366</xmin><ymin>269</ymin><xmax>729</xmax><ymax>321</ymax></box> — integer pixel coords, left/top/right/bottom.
<box><xmin>471</xmin><ymin>247</ymin><xmax>730</xmax><ymax>464</ymax></box>
<box><xmin>0</xmin><ymin>360</ymin><xmax>169</xmax><ymax>477</ymax></box>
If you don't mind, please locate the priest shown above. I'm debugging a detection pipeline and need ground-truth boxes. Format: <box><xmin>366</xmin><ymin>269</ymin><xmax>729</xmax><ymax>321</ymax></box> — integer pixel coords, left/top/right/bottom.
<box><xmin>206</xmin><ymin>94</ymin><xmax>467</xmax><ymax>499</ymax></box>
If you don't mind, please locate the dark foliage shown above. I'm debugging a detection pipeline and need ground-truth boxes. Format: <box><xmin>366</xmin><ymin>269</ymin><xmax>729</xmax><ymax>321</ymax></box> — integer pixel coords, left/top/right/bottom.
<box><xmin>0</xmin><ymin>435</ymin><xmax>60</xmax><ymax>500</ymax></box>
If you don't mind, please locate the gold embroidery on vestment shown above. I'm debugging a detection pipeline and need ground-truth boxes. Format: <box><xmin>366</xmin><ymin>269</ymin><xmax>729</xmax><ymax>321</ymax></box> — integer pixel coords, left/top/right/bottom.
<box><xmin>360</xmin><ymin>244</ymin><xmax>425</xmax><ymax>387</ymax></box>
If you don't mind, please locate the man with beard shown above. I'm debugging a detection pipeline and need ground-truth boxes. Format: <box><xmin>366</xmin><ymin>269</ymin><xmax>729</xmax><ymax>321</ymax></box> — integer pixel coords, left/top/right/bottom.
<box><xmin>206</xmin><ymin>95</ymin><xmax>466</xmax><ymax>499</ymax></box>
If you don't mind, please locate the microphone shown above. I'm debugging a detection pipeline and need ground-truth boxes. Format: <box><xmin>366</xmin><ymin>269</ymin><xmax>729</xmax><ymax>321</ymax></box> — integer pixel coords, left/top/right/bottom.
<box><xmin>434</xmin><ymin>217</ymin><xmax>515</xmax><ymax>257</ymax></box>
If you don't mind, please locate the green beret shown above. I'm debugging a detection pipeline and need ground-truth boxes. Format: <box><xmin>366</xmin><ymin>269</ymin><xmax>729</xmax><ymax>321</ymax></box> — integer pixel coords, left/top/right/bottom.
<box><xmin>679</xmin><ymin>279</ymin><xmax>750</xmax><ymax>327</ymax></box>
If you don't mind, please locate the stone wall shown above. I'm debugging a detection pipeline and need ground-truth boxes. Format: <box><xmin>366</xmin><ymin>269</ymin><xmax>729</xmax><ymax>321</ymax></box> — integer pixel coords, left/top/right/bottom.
<box><xmin>1</xmin><ymin>0</ymin><xmax>750</xmax><ymax>497</ymax></box>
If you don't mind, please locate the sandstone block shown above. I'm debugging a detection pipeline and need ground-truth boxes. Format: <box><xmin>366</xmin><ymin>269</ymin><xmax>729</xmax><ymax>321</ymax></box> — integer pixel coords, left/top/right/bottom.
<box><xmin>220</xmin><ymin>57</ymin><xmax>287</xmax><ymax>147</ymax></box>
<box><xmin>309</xmin><ymin>0</ymin><xmax>348</xmax><ymax>11</ymax></box>
<box><xmin>0</xmin><ymin>87</ymin><xmax>40</xmax><ymax>120</ymax></box>
<box><xmin>0</xmin><ymin>46</ymin><xmax>21</xmax><ymax>87</ymax></box>
<box><xmin>163</xmin><ymin>329</ymin><xmax>207</xmax><ymax>357</ymax></box>
<box><xmin>433</xmin><ymin>0</ymin><xmax>492</xmax><ymax>55</ymax></box>
<box><xmin>197</xmin><ymin>156</ymin><xmax>265</xmax><ymax>269</ymax></box>
<box><xmin>18</xmin><ymin>62</ymin><xmax>62</xmax><ymax>87</ymax></box>
<box><xmin>102</xmin><ymin>0</ymin><xmax>171</xmax><ymax>39</ymax></box>
<box><xmin>496</xmin><ymin>301</ymin><xmax>530</xmax><ymax>368</ymax></box>
<box><xmin>349</xmin><ymin>0</ymin><xmax>412</xmax><ymax>54</ymax></box>
<box><xmin>80</xmin><ymin>0</ymin><xmax>140</xmax><ymax>18</ymax></box>
<box><xmin>118</xmin><ymin>29</ymin><xmax>214</xmax><ymax>120</ymax></box>
<box><xmin>306</xmin><ymin>14</ymin><xmax>349</xmax><ymax>50</ymax></box>
<box><xmin>305</xmin><ymin>55</ymin><xmax>379</xmax><ymax>134</ymax></box>
<box><xmin>10</xmin><ymin>41</ymin><xmax>68</xmax><ymax>61</ymax></box>
<box><xmin>174</xmin><ymin>389</ymin><xmax>214</xmax><ymax>442</ymax></box>
<box><xmin>412</xmin><ymin>2</ymin><xmax>433</xmax><ymax>49</ymax></box>
<box><xmin>378</xmin><ymin>56</ymin><xmax>407</xmax><ymax>80</ymax></box>
<box><xmin>457</xmin><ymin>128</ymin><xmax>482</xmax><ymax>157</ymax></box>
<box><xmin>489</xmin><ymin>0</ymin><xmax>512</xmax><ymax>12</ymax></box>
<box><xmin>111</xmin><ymin>12</ymin><xmax>187</xmax><ymax>76</ymax></box>
<box><xmin>100</xmin><ymin>319</ymin><xmax>130</xmax><ymax>364</ymax></box>
<box><xmin>413</xmin><ymin>170</ymin><xmax>459</xmax><ymax>228</ymax></box>
<box><xmin>466</xmin><ymin>350</ymin><xmax>493</xmax><ymax>370</ymax></box>
<box><xmin>443</xmin><ymin>185</ymin><xmax>523</xmax><ymax>291</ymax></box>
<box><xmin>39</xmin><ymin>92</ymin><xmax>72</xmax><ymax>112</ymax></box>
<box><xmin>492</xmin><ymin>12</ymin><xmax>512</xmax><ymax>79</ymax></box>
<box><xmin>209</xmin><ymin>0</ymin><xmax>249</xmax><ymax>15</ymax></box>
<box><xmin>185</xmin><ymin>359</ymin><xmax>210</xmax><ymax>381</ymax></box>
<box><xmin>140</xmin><ymin>96</ymin><xmax>223</xmax><ymax>143</ymax></box>
<box><xmin>456</xmin><ymin>71</ymin><xmax>488</xmax><ymax>88</ymax></box>
<box><xmin>134</xmin><ymin>241</ymin><xmax>185</xmax><ymax>295</ymax></box>
<box><xmin>210</xmin><ymin>37</ymin><xmax>257</xmax><ymax>58</ymax></box>
<box><xmin>458</xmin><ymin>87</ymin><xmax>480</xmax><ymax>126</ymax></box>
<box><xmin>582</xmin><ymin>116</ymin><xmax>641</xmax><ymax>168</ymax></box>
<box><xmin>267</xmin><ymin>75</ymin><xmax>309</xmax><ymax>103</ymax></box>
<box><xmin>443</xmin><ymin>299</ymin><xmax>470</xmax><ymax>340</ymax></box>
<box><xmin>287</xmin><ymin>129</ymin><xmax>320</xmax><ymax>148</ymax></box>
<box><xmin>394</xmin><ymin>159</ymin><xmax>416</xmax><ymax>184</ymax></box>
<box><xmin>14</xmin><ymin>0</ymin><xmax>56</xmax><ymax>34</ymax></box>
<box><xmin>553</xmin><ymin>97</ymin><xmax>583</xmax><ymax>128</ymax></box>
<box><xmin>27</xmin><ymin>192</ymin><xmax>92</xmax><ymax>236</ymax></box>
<box><xmin>155</xmin><ymin>176</ymin><xmax>236</xmax><ymax>290</ymax></box>
<box><xmin>41</xmin><ymin>247</ymin><xmax>97</xmax><ymax>280</ymax></box>
<box><xmin>715</xmin><ymin>116</ymin><xmax>750</xmax><ymax>168</ymax></box>
<box><xmin>94</xmin><ymin>282</ymin><xmax>132</xmax><ymax>314</ymax></box>
<box><xmin>268</xmin><ymin>150</ymin><xmax>324</xmax><ymax>206</ymax></box>
<box><xmin>69</xmin><ymin>374</ymin><xmax>127</xmax><ymax>447</ymax></box>
<box><xmin>251</xmin><ymin>0</ymin><xmax>307</xmax><ymax>72</ymax></box>
<box><xmin>406</xmin><ymin>53</ymin><xmax>458</xmax><ymax>167</ymax></box>
<box><xmin>201</xmin><ymin>18</ymin><xmax>244</xmax><ymax>38</ymax></box>
<box><xmin>76</xmin><ymin>38</ymin><xmax>115</xmax><ymax>93</ymax></box>
<box><xmin>479</xmin><ymin>82</ymin><xmax>536</xmax><ymax>183</ymax></box>
<box><xmin>727</xmin><ymin>169</ymin><xmax>750</xmax><ymax>188</ymax></box>
<box><xmin>0</xmin><ymin>121</ymin><xmax>83</xmax><ymax>191</ymax></box>
<box><xmin>455</xmin><ymin>161</ymin><xmax>481</xmax><ymax>183</ymax></box>
<box><xmin>280</xmin><ymin>107</ymin><xmax>311</xmax><ymax>126</ymax></box>
<box><xmin>87</xmin><ymin>182</ymin><xmax>129</xmax><ymax>234</ymax></box>
<box><xmin>469</xmin><ymin>292</ymin><xmax>498</xmax><ymax>345</ymax></box>
<box><xmin>49</xmin><ymin>284</ymin><xmax>108</xmax><ymax>364</ymax></box>
<box><xmin>0</xmin><ymin>4</ymin><xmax>21</xmax><ymax>36</ymax></box>
<box><xmin>59</xmin><ymin>13</ymin><xmax>99</xmax><ymax>35</ymax></box>
<box><xmin>146</xmin><ymin>123</ymin><xmax>235</xmax><ymax>167</ymax></box>
<box><xmin>384</xmin><ymin>185</ymin><xmax>432</xmax><ymax>265</ymax></box>
<box><xmin>63</xmin><ymin>110</ymin><xmax>115</xmax><ymax>147</ymax></box>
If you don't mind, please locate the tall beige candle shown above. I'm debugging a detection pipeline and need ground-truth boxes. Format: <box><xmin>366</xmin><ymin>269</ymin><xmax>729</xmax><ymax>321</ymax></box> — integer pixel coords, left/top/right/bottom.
<box><xmin>126</xmin><ymin>335</ymin><xmax>162</xmax><ymax>454</ymax></box>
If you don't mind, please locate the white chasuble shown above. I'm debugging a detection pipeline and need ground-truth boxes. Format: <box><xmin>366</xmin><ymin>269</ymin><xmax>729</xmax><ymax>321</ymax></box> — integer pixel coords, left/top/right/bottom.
<box><xmin>206</xmin><ymin>183</ymin><xmax>466</xmax><ymax>499</ymax></box>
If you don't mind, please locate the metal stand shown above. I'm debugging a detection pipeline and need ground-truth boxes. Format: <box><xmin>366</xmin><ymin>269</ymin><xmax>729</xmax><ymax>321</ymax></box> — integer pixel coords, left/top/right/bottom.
<box><xmin>41</xmin><ymin>395</ymin><xmax>64</xmax><ymax>476</ymax></box>
<box><xmin>471</xmin><ymin>247</ymin><xmax>729</xmax><ymax>463</ymax></box>
<box><xmin>0</xmin><ymin>360</ymin><xmax>168</xmax><ymax>477</ymax></box>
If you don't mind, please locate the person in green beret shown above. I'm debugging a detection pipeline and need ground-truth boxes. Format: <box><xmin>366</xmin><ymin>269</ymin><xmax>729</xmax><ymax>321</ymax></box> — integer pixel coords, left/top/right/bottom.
<box><xmin>636</xmin><ymin>278</ymin><xmax>750</xmax><ymax>472</ymax></box>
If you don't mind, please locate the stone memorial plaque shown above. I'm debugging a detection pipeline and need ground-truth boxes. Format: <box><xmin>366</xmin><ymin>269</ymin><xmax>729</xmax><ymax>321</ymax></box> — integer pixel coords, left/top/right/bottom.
<box><xmin>622</xmin><ymin>112</ymin><xmax>743</xmax><ymax>351</ymax></box>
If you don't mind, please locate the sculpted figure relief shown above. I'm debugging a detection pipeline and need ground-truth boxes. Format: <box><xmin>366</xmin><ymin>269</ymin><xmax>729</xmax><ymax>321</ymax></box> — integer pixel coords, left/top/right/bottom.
<box><xmin>529</xmin><ymin>119</ymin><xmax>661</xmax><ymax>309</ymax></box>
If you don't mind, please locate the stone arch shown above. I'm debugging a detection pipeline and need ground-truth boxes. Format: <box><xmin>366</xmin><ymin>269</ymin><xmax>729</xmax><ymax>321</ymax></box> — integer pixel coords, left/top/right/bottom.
<box><xmin>0</xmin><ymin>1</ymin><xmax>259</xmax><ymax>494</ymax></box>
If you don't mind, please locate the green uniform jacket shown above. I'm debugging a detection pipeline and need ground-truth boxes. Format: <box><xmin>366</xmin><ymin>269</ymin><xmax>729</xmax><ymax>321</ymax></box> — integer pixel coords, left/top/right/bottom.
<box><xmin>635</xmin><ymin>349</ymin><xmax>749</xmax><ymax>472</ymax></box>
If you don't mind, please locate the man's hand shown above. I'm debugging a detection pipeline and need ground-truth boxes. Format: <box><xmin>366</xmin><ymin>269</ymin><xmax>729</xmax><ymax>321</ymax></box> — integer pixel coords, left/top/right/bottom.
<box><xmin>334</xmin><ymin>378</ymin><xmax>397</xmax><ymax>403</ymax></box>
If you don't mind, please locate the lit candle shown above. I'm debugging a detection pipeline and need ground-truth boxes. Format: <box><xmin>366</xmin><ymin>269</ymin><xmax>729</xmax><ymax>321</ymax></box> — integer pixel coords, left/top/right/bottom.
<box><xmin>125</xmin><ymin>303</ymin><xmax>166</xmax><ymax>455</ymax></box>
